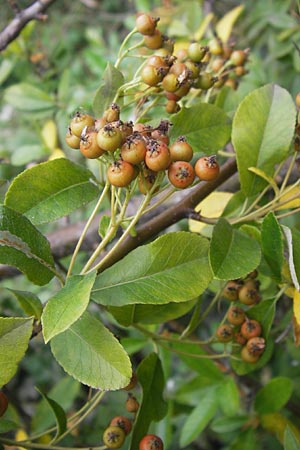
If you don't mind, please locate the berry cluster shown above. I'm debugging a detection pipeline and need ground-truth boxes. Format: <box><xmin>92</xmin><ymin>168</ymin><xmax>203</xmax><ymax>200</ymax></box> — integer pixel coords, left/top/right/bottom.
<box><xmin>65</xmin><ymin>105</ymin><xmax>220</xmax><ymax>192</ymax></box>
<box><xmin>216</xmin><ymin>270</ymin><xmax>265</xmax><ymax>364</ymax></box>
<box><xmin>102</xmin><ymin>373</ymin><xmax>163</xmax><ymax>450</ymax></box>
<box><xmin>136</xmin><ymin>13</ymin><xmax>249</xmax><ymax>113</ymax></box>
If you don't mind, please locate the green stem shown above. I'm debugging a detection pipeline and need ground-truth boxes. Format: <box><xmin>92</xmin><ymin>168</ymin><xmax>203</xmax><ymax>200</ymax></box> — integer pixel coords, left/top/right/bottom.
<box><xmin>135</xmin><ymin>323</ymin><xmax>212</xmax><ymax>346</ymax></box>
<box><xmin>279</xmin><ymin>151</ymin><xmax>298</xmax><ymax>194</ymax></box>
<box><xmin>136</xmin><ymin>96</ymin><xmax>160</xmax><ymax>122</ymax></box>
<box><xmin>54</xmin><ymin>391</ymin><xmax>106</xmax><ymax>444</ymax></box>
<box><xmin>91</xmin><ymin>191</ymin><xmax>153</xmax><ymax>273</ymax></box>
<box><xmin>67</xmin><ymin>181</ymin><xmax>110</xmax><ymax>277</ymax></box>
<box><xmin>114</xmin><ymin>27</ymin><xmax>138</xmax><ymax>68</ymax></box>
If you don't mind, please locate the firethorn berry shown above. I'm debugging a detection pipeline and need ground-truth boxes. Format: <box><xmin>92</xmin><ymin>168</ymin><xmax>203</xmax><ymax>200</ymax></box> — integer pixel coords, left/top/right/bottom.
<box><xmin>125</xmin><ymin>394</ymin><xmax>140</xmax><ymax>413</ymax></box>
<box><xmin>142</xmin><ymin>65</ymin><xmax>166</xmax><ymax>86</ymax></box>
<box><xmin>240</xmin><ymin>319</ymin><xmax>262</xmax><ymax>340</ymax></box>
<box><xmin>147</xmin><ymin>55</ymin><xmax>170</xmax><ymax>70</ymax></box>
<box><xmin>121</xmin><ymin>135</ymin><xmax>147</xmax><ymax>165</ymax></box>
<box><xmin>103</xmin><ymin>426</ymin><xmax>126</xmax><ymax>449</ymax></box>
<box><xmin>80</xmin><ymin>128</ymin><xmax>105</xmax><ymax>159</ymax></box>
<box><xmin>136</xmin><ymin>13</ymin><xmax>159</xmax><ymax>36</ymax></box>
<box><xmin>216</xmin><ymin>324</ymin><xmax>234</xmax><ymax>343</ymax></box>
<box><xmin>169</xmin><ymin>136</ymin><xmax>193</xmax><ymax>162</ymax></box>
<box><xmin>138</xmin><ymin>168</ymin><xmax>158</xmax><ymax>194</ymax></box>
<box><xmin>139</xmin><ymin>434</ymin><xmax>164</xmax><ymax>450</ymax></box>
<box><xmin>230</xmin><ymin>49</ymin><xmax>247</xmax><ymax>66</ymax></box>
<box><xmin>223</xmin><ymin>280</ymin><xmax>242</xmax><ymax>301</ymax></box>
<box><xmin>185</xmin><ymin>60</ymin><xmax>201</xmax><ymax>79</ymax></box>
<box><xmin>103</xmin><ymin>103</ymin><xmax>120</xmax><ymax>123</ymax></box>
<box><xmin>165</xmin><ymin>100</ymin><xmax>180</xmax><ymax>114</ymax></box>
<box><xmin>225</xmin><ymin>77</ymin><xmax>238</xmax><ymax>90</ymax></box>
<box><xmin>194</xmin><ymin>155</ymin><xmax>220</xmax><ymax>181</ymax></box>
<box><xmin>65</xmin><ymin>128</ymin><xmax>80</xmax><ymax>149</ymax></box>
<box><xmin>144</xmin><ymin>29</ymin><xmax>163</xmax><ymax>50</ymax></box>
<box><xmin>70</xmin><ymin>112</ymin><xmax>94</xmax><ymax>138</ymax></box>
<box><xmin>119</xmin><ymin>121</ymin><xmax>134</xmax><ymax>144</ymax></box>
<box><xmin>241</xmin><ymin>346</ymin><xmax>260</xmax><ymax>364</ymax></box>
<box><xmin>110</xmin><ymin>416</ymin><xmax>132</xmax><ymax>435</ymax></box>
<box><xmin>173</xmin><ymin>80</ymin><xmax>191</xmax><ymax>98</ymax></box>
<box><xmin>227</xmin><ymin>306</ymin><xmax>246</xmax><ymax>326</ymax></box>
<box><xmin>0</xmin><ymin>392</ymin><xmax>8</xmax><ymax>417</ymax></box>
<box><xmin>238</xmin><ymin>280</ymin><xmax>261</xmax><ymax>306</ymax></box>
<box><xmin>97</xmin><ymin>124</ymin><xmax>122</xmax><ymax>152</ymax></box>
<box><xmin>162</xmin><ymin>73</ymin><xmax>179</xmax><ymax>93</ymax></box>
<box><xmin>234</xmin><ymin>330</ymin><xmax>247</xmax><ymax>346</ymax></box>
<box><xmin>168</xmin><ymin>161</ymin><xmax>195</xmax><ymax>189</ymax></box>
<box><xmin>107</xmin><ymin>160</ymin><xmax>135</xmax><ymax>188</ymax></box>
<box><xmin>145</xmin><ymin>140</ymin><xmax>171</xmax><ymax>172</ymax></box>
<box><xmin>246</xmin><ymin>337</ymin><xmax>265</xmax><ymax>357</ymax></box>
<box><xmin>169</xmin><ymin>62</ymin><xmax>187</xmax><ymax>77</ymax></box>
<box><xmin>211</xmin><ymin>57</ymin><xmax>224</xmax><ymax>73</ymax></box>
<box><xmin>208</xmin><ymin>37</ymin><xmax>223</xmax><ymax>55</ymax></box>
<box><xmin>123</xmin><ymin>372</ymin><xmax>138</xmax><ymax>391</ymax></box>
<box><xmin>133</xmin><ymin>123</ymin><xmax>152</xmax><ymax>137</ymax></box>
<box><xmin>187</xmin><ymin>43</ymin><xmax>208</xmax><ymax>62</ymax></box>
<box><xmin>151</xmin><ymin>130</ymin><xmax>169</xmax><ymax>145</ymax></box>
<box><xmin>194</xmin><ymin>72</ymin><xmax>216</xmax><ymax>90</ymax></box>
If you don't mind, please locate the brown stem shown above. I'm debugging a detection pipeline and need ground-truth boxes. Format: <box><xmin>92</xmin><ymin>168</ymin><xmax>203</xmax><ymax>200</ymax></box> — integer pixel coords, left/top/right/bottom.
<box><xmin>0</xmin><ymin>0</ymin><xmax>57</xmax><ymax>51</ymax></box>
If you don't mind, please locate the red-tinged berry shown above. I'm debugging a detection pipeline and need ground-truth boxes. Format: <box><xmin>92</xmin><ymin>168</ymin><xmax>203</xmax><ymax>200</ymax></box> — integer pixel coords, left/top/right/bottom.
<box><xmin>246</xmin><ymin>337</ymin><xmax>265</xmax><ymax>357</ymax></box>
<box><xmin>194</xmin><ymin>155</ymin><xmax>220</xmax><ymax>181</ymax></box>
<box><xmin>168</xmin><ymin>161</ymin><xmax>195</xmax><ymax>189</ymax></box>
<box><xmin>145</xmin><ymin>140</ymin><xmax>171</xmax><ymax>172</ymax></box>
<box><xmin>125</xmin><ymin>394</ymin><xmax>140</xmax><ymax>413</ymax></box>
<box><xmin>216</xmin><ymin>324</ymin><xmax>234</xmax><ymax>343</ymax></box>
<box><xmin>144</xmin><ymin>29</ymin><xmax>163</xmax><ymax>50</ymax></box>
<box><xmin>110</xmin><ymin>416</ymin><xmax>132</xmax><ymax>435</ymax></box>
<box><xmin>121</xmin><ymin>135</ymin><xmax>147</xmax><ymax>165</ymax></box>
<box><xmin>169</xmin><ymin>136</ymin><xmax>193</xmax><ymax>161</ymax></box>
<box><xmin>241</xmin><ymin>346</ymin><xmax>260</xmax><ymax>364</ymax></box>
<box><xmin>65</xmin><ymin>128</ymin><xmax>80</xmax><ymax>149</ymax></box>
<box><xmin>139</xmin><ymin>434</ymin><xmax>164</xmax><ymax>450</ymax></box>
<box><xmin>136</xmin><ymin>14</ymin><xmax>159</xmax><ymax>36</ymax></box>
<box><xmin>240</xmin><ymin>319</ymin><xmax>262</xmax><ymax>340</ymax></box>
<box><xmin>227</xmin><ymin>306</ymin><xmax>246</xmax><ymax>326</ymax></box>
<box><xmin>107</xmin><ymin>160</ymin><xmax>135</xmax><ymax>187</ymax></box>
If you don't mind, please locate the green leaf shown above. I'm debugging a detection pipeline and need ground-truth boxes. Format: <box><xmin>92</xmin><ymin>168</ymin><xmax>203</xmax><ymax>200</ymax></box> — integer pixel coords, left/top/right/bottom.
<box><xmin>31</xmin><ymin>377</ymin><xmax>80</xmax><ymax>433</ymax></box>
<box><xmin>209</xmin><ymin>218</ymin><xmax>261</xmax><ymax>280</ymax></box>
<box><xmin>5</xmin><ymin>159</ymin><xmax>99</xmax><ymax>225</ymax></box>
<box><xmin>227</xmin><ymin>428</ymin><xmax>256</xmax><ymax>450</ymax></box>
<box><xmin>92</xmin><ymin>232</ymin><xmax>212</xmax><ymax>306</ymax></box>
<box><xmin>129</xmin><ymin>353</ymin><xmax>167</xmax><ymax>450</ymax></box>
<box><xmin>50</xmin><ymin>311</ymin><xmax>131</xmax><ymax>390</ymax></box>
<box><xmin>0</xmin><ymin>205</ymin><xmax>56</xmax><ymax>285</ymax></box>
<box><xmin>36</xmin><ymin>388</ymin><xmax>67</xmax><ymax>440</ymax></box>
<box><xmin>4</xmin><ymin>83</ymin><xmax>55</xmax><ymax>112</ymax></box>
<box><xmin>284</xmin><ymin>425</ymin><xmax>300</xmax><ymax>450</ymax></box>
<box><xmin>247</xmin><ymin>299</ymin><xmax>277</xmax><ymax>337</ymax></box>
<box><xmin>108</xmin><ymin>300</ymin><xmax>196</xmax><ymax>326</ymax></box>
<box><xmin>261</xmin><ymin>212</ymin><xmax>283</xmax><ymax>282</ymax></box>
<box><xmin>232</xmin><ymin>84</ymin><xmax>296</xmax><ymax>197</ymax></box>
<box><xmin>0</xmin><ymin>317</ymin><xmax>33</xmax><ymax>387</ymax></box>
<box><xmin>254</xmin><ymin>377</ymin><xmax>293</xmax><ymax>415</ymax></box>
<box><xmin>7</xmin><ymin>289</ymin><xmax>43</xmax><ymax>320</ymax></box>
<box><xmin>42</xmin><ymin>271</ymin><xmax>96</xmax><ymax>343</ymax></box>
<box><xmin>0</xmin><ymin>419</ymin><xmax>19</xmax><ymax>434</ymax></box>
<box><xmin>92</xmin><ymin>63</ymin><xmax>124</xmax><ymax>116</ymax></box>
<box><xmin>169</xmin><ymin>103</ymin><xmax>231</xmax><ymax>153</ymax></box>
<box><xmin>217</xmin><ymin>377</ymin><xmax>240</xmax><ymax>416</ymax></box>
<box><xmin>179</xmin><ymin>387</ymin><xmax>218</xmax><ymax>447</ymax></box>
<box><xmin>211</xmin><ymin>416</ymin><xmax>248</xmax><ymax>434</ymax></box>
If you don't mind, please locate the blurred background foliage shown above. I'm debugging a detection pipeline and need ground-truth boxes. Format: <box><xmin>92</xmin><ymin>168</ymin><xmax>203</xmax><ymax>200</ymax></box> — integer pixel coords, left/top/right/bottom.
<box><xmin>1</xmin><ymin>1</ymin><xmax>300</xmax><ymax>449</ymax></box>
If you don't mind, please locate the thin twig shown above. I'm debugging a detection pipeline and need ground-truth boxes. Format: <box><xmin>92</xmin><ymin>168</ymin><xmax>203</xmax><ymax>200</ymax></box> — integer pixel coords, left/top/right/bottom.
<box><xmin>0</xmin><ymin>0</ymin><xmax>57</xmax><ymax>51</ymax></box>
